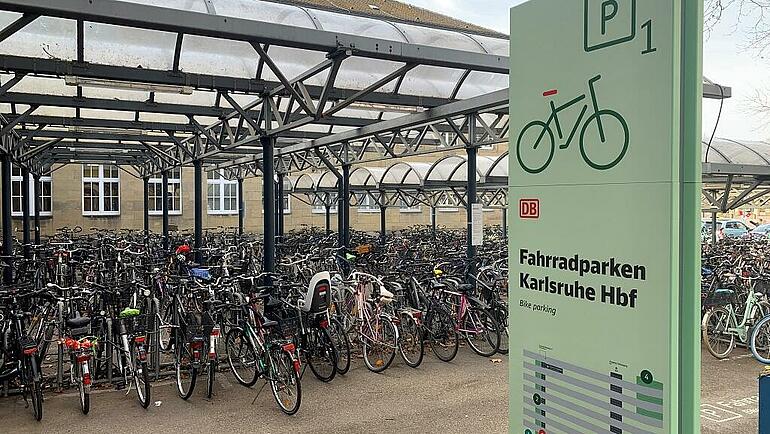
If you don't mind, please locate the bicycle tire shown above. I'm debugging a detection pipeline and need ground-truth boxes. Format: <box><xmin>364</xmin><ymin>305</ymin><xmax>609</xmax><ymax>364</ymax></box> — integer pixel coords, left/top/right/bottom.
<box><xmin>225</xmin><ymin>328</ymin><xmax>259</xmax><ymax>387</ymax></box>
<box><xmin>702</xmin><ymin>306</ymin><xmax>735</xmax><ymax>359</ymax></box>
<box><xmin>362</xmin><ymin>315</ymin><xmax>397</xmax><ymax>373</ymax></box>
<box><xmin>329</xmin><ymin>317</ymin><xmax>351</xmax><ymax>375</ymax></box>
<box><xmin>25</xmin><ymin>356</ymin><xmax>43</xmax><ymax>421</ymax></box>
<box><xmin>206</xmin><ymin>359</ymin><xmax>215</xmax><ymax>399</ymax></box>
<box><xmin>426</xmin><ymin>305</ymin><xmax>458</xmax><ymax>362</ymax></box>
<box><xmin>77</xmin><ymin>362</ymin><xmax>90</xmax><ymax>415</ymax></box>
<box><xmin>306</xmin><ymin>328</ymin><xmax>337</xmax><ymax>383</ymax></box>
<box><xmin>269</xmin><ymin>348</ymin><xmax>302</xmax><ymax>415</ymax></box>
<box><xmin>398</xmin><ymin>312</ymin><xmax>424</xmax><ymax>368</ymax></box>
<box><xmin>465</xmin><ymin>307</ymin><xmax>501</xmax><ymax>357</ymax></box>
<box><xmin>579</xmin><ymin>109</ymin><xmax>629</xmax><ymax>171</ymax></box>
<box><xmin>516</xmin><ymin>120</ymin><xmax>555</xmax><ymax>174</ymax></box>
<box><xmin>752</xmin><ymin>314</ymin><xmax>770</xmax><ymax>364</ymax></box>
<box><xmin>175</xmin><ymin>328</ymin><xmax>197</xmax><ymax>400</ymax></box>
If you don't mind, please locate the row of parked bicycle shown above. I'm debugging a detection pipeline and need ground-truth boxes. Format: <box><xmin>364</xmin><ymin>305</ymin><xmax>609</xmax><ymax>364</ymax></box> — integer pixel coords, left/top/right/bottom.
<box><xmin>701</xmin><ymin>237</ymin><xmax>770</xmax><ymax>363</ymax></box>
<box><xmin>0</xmin><ymin>225</ymin><xmax>508</xmax><ymax>420</ymax></box>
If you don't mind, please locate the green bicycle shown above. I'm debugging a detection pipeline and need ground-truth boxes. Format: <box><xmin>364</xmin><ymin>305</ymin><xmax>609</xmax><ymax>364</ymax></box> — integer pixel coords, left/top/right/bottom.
<box><xmin>702</xmin><ymin>283</ymin><xmax>770</xmax><ymax>359</ymax></box>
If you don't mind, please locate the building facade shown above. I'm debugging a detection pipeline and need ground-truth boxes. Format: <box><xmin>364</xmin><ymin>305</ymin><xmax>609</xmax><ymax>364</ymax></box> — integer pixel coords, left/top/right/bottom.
<box><xmin>13</xmin><ymin>146</ymin><xmax>507</xmax><ymax>237</ymax></box>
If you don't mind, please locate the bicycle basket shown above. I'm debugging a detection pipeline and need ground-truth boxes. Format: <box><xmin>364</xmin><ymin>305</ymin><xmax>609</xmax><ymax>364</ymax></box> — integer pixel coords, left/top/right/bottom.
<box><xmin>277</xmin><ymin>315</ymin><xmax>300</xmax><ymax>338</ymax></box>
<box><xmin>124</xmin><ymin>313</ymin><xmax>150</xmax><ymax>336</ymax></box>
<box><xmin>182</xmin><ymin>312</ymin><xmax>214</xmax><ymax>342</ymax></box>
<box><xmin>703</xmin><ymin>288</ymin><xmax>735</xmax><ymax>308</ymax></box>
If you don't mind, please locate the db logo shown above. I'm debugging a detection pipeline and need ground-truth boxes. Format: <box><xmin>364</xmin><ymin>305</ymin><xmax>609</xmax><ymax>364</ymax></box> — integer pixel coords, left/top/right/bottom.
<box><xmin>519</xmin><ymin>199</ymin><xmax>539</xmax><ymax>219</ymax></box>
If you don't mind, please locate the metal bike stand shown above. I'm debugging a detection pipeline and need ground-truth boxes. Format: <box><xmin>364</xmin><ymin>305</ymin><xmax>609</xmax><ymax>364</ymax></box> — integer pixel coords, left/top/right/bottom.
<box><xmin>152</xmin><ymin>296</ymin><xmax>161</xmax><ymax>380</ymax></box>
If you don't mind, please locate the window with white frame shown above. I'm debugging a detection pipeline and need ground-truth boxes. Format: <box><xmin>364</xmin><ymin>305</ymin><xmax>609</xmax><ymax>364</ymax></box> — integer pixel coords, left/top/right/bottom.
<box><xmin>398</xmin><ymin>198</ymin><xmax>422</xmax><ymax>213</ymax></box>
<box><xmin>261</xmin><ymin>192</ymin><xmax>292</xmax><ymax>214</ymax></box>
<box><xmin>437</xmin><ymin>192</ymin><xmax>459</xmax><ymax>212</ymax></box>
<box><xmin>11</xmin><ymin>165</ymin><xmax>52</xmax><ymax>217</ymax></box>
<box><xmin>312</xmin><ymin>203</ymin><xmax>338</xmax><ymax>214</ymax></box>
<box><xmin>149</xmin><ymin>168</ymin><xmax>182</xmax><ymax>215</ymax></box>
<box><xmin>207</xmin><ymin>170</ymin><xmax>238</xmax><ymax>215</ymax></box>
<box><xmin>82</xmin><ymin>164</ymin><xmax>120</xmax><ymax>216</ymax></box>
<box><xmin>358</xmin><ymin>194</ymin><xmax>379</xmax><ymax>213</ymax></box>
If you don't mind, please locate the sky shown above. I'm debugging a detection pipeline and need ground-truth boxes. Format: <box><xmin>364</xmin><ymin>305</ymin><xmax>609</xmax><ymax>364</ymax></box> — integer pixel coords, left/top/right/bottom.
<box><xmin>403</xmin><ymin>0</ymin><xmax>769</xmax><ymax>141</ymax></box>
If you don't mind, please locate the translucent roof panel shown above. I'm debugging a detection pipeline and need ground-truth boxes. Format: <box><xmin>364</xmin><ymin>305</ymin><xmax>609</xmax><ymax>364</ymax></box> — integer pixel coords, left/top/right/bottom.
<box><xmin>85</xmin><ymin>23</ymin><xmax>177</xmax><ymax>70</ymax></box>
<box><xmin>381</xmin><ymin>162</ymin><xmax>431</xmax><ymax>187</ymax></box>
<box><xmin>0</xmin><ymin>13</ymin><xmax>75</xmax><ymax>60</ymax></box>
<box><xmin>703</xmin><ymin>138</ymin><xmax>770</xmax><ymax>166</ymax></box>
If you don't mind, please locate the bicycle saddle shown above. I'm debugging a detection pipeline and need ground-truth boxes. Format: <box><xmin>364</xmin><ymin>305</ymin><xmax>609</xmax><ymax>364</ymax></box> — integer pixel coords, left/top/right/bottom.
<box><xmin>66</xmin><ymin>316</ymin><xmax>91</xmax><ymax>329</ymax></box>
<box><xmin>262</xmin><ymin>319</ymin><xmax>279</xmax><ymax>328</ymax></box>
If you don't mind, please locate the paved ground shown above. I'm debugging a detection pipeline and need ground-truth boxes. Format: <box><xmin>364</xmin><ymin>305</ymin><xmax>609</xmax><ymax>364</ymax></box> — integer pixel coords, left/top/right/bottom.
<box><xmin>701</xmin><ymin>344</ymin><xmax>762</xmax><ymax>434</ymax></box>
<box><xmin>1</xmin><ymin>342</ymin><xmax>764</xmax><ymax>433</ymax></box>
<box><xmin>0</xmin><ymin>349</ymin><xmax>508</xmax><ymax>434</ymax></box>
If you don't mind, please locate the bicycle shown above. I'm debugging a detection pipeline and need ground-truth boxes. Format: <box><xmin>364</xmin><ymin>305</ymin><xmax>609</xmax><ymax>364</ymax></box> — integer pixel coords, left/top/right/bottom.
<box><xmin>516</xmin><ymin>74</ymin><xmax>629</xmax><ymax>174</ymax></box>
<box><xmin>702</xmin><ymin>281</ymin><xmax>770</xmax><ymax>359</ymax></box>
<box><xmin>224</xmin><ymin>287</ymin><xmax>302</xmax><ymax>415</ymax></box>
<box><xmin>0</xmin><ymin>287</ymin><xmax>45</xmax><ymax>421</ymax></box>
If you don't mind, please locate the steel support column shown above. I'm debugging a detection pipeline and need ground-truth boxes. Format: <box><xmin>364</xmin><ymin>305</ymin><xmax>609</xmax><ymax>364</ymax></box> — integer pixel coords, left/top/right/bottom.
<box><xmin>337</xmin><ymin>179</ymin><xmax>344</xmax><ymax>247</ymax></box>
<box><xmin>161</xmin><ymin>170</ymin><xmax>169</xmax><ymax>251</ymax></box>
<box><xmin>142</xmin><ymin>177</ymin><xmax>149</xmax><ymax>238</ymax></box>
<box><xmin>2</xmin><ymin>153</ymin><xmax>12</xmax><ymax>283</ymax></box>
<box><xmin>466</xmin><ymin>118</ymin><xmax>478</xmax><ymax>278</ymax></box>
<box><xmin>20</xmin><ymin>166</ymin><xmax>30</xmax><ymax>257</ymax></box>
<box><xmin>325</xmin><ymin>205</ymin><xmax>331</xmax><ymax>236</ymax></box>
<box><xmin>32</xmin><ymin>173</ymin><xmax>40</xmax><ymax>245</ymax></box>
<box><xmin>379</xmin><ymin>205</ymin><xmax>386</xmax><ymax>245</ymax></box>
<box><xmin>711</xmin><ymin>211</ymin><xmax>717</xmax><ymax>245</ymax></box>
<box><xmin>431</xmin><ymin>206</ymin><xmax>437</xmax><ymax>237</ymax></box>
<box><xmin>277</xmin><ymin>173</ymin><xmax>285</xmax><ymax>240</ymax></box>
<box><xmin>502</xmin><ymin>207</ymin><xmax>508</xmax><ymax>239</ymax></box>
<box><xmin>193</xmin><ymin>160</ymin><xmax>203</xmax><ymax>263</ymax></box>
<box><xmin>262</xmin><ymin>135</ymin><xmax>276</xmax><ymax>278</ymax></box>
<box><xmin>342</xmin><ymin>164</ymin><xmax>350</xmax><ymax>247</ymax></box>
<box><xmin>237</xmin><ymin>178</ymin><xmax>244</xmax><ymax>236</ymax></box>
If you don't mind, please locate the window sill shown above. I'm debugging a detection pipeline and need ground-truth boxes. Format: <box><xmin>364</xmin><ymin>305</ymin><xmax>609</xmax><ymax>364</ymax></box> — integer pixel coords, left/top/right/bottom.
<box><xmin>83</xmin><ymin>212</ymin><xmax>121</xmax><ymax>217</ymax></box>
<box><xmin>311</xmin><ymin>210</ymin><xmax>338</xmax><ymax>215</ymax></box>
<box><xmin>399</xmin><ymin>209</ymin><xmax>422</xmax><ymax>214</ymax></box>
<box><xmin>357</xmin><ymin>209</ymin><xmax>380</xmax><ymax>214</ymax></box>
<box><xmin>208</xmin><ymin>211</ymin><xmax>238</xmax><ymax>216</ymax></box>
<box><xmin>149</xmin><ymin>212</ymin><xmax>183</xmax><ymax>216</ymax></box>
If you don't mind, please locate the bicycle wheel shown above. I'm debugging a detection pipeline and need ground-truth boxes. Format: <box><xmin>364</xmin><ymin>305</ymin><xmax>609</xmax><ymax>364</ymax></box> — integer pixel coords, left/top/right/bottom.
<box><xmin>75</xmin><ymin>360</ymin><xmax>90</xmax><ymax>415</ymax></box>
<box><xmin>464</xmin><ymin>307</ymin><xmax>501</xmax><ymax>357</ymax></box>
<box><xmin>328</xmin><ymin>317</ymin><xmax>351</xmax><ymax>375</ymax></box>
<box><xmin>751</xmin><ymin>315</ymin><xmax>770</xmax><ymax>363</ymax></box>
<box><xmin>306</xmin><ymin>328</ymin><xmax>337</xmax><ymax>383</ymax></box>
<box><xmin>268</xmin><ymin>347</ymin><xmax>301</xmax><ymax>415</ymax></box>
<box><xmin>516</xmin><ymin>120</ymin><xmax>555</xmax><ymax>174</ymax></box>
<box><xmin>132</xmin><ymin>343</ymin><xmax>151</xmax><ymax>409</ymax></box>
<box><xmin>225</xmin><ymin>328</ymin><xmax>259</xmax><ymax>387</ymax></box>
<box><xmin>492</xmin><ymin>303</ymin><xmax>509</xmax><ymax>355</ymax></box>
<box><xmin>206</xmin><ymin>359</ymin><xmax>216</xmax><ymax>399</ymax></box>
<box><xmin>24</xmin><ymin>356</ymin><xmax>43</xmax><ymax>421</ymax></box>
<box><xmin>579</xmin><ymin>109</ymin><xmax>629</xmax><ymax>171</ymax></box>
<box><xmin>362</xmin><ymin>315</ymin><xmax>397</xmax><ymax>373</ymax></box>
<box><xmin>702</xmin><ymin>307</ymin><xmax>735</xmax><ymax>359</ymax></box>
<box><xmin>158</xmin><ymin>303</ymin><xmax>174</xmax><ymax>352</ymax></box>
<box><xmin>426</xmin><ymin>305</ymin><xmax>458</xmax><ymax>362</ymax></box>
<box><xmin>398</xmin><ymin>312</ymin><xmax>424</xmax><ymax>368</ymax></box>
<box><xmin>174</xmin><ymin>329</ymin><xmax>197</xmax><ymax>399</ymax></box>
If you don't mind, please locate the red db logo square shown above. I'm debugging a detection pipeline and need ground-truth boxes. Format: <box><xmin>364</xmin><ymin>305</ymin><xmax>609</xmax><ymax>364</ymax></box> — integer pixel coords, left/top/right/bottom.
<box><xmin>519</xmin><ymin>199</ymin><xmax>539</xmax><ymax>219</ymax></box>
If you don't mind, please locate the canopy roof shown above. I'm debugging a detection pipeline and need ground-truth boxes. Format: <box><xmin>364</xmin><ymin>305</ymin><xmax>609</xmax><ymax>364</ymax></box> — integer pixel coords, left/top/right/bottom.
<box><xmin>0</xmin><ymin>0</ymin><xmax>732</xmax><ymax>179</ymax></box>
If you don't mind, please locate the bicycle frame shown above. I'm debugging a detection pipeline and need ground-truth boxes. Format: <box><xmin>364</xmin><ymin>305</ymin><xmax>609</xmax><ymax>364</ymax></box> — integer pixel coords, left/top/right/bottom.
<box><xmin>539</xmin><ymin>74</ymin><xmax>603</xmax><ymax>150</ymax></box>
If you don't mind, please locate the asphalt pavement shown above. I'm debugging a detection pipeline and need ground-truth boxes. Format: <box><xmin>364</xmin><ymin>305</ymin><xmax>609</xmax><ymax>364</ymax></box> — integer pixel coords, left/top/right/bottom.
<box><xmin>0</xmin><ymin>349</ymin><xmax>508</xmax><ymax>434</ymax></box>
<box><xmin>1</xmin><ymin>343</ymin><xmax>764</xmax><ymax>433</ymax></box>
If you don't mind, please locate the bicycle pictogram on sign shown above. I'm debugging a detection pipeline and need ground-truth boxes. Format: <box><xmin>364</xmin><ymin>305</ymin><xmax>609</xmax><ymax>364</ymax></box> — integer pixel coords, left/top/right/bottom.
<box><xmin>516</xmin><ymin>74</ymin><xmax>629</xmax><ymax>174</ymax></box>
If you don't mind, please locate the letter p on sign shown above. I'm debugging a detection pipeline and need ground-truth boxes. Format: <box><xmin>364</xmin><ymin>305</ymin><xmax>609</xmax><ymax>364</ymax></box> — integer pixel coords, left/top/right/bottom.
<box><xmin>520</xmin><ymin>199</ymin><xmax>539</xmax><ymax>219</ymax></box>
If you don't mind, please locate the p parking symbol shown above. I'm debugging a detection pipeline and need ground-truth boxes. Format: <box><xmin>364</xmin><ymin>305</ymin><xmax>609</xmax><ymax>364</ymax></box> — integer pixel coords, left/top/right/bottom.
<box><xmin>584</xmin><ymin>0</ymin><xmax>636</xmax><ymax>52</ymax></box>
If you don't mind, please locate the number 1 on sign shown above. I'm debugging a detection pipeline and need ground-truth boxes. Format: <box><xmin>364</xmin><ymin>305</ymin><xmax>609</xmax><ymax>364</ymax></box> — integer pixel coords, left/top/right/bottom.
<box><xmin>641</xmin><ymin>19</ymin><xmax>657</xmax><ymax>55</ymax></box>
